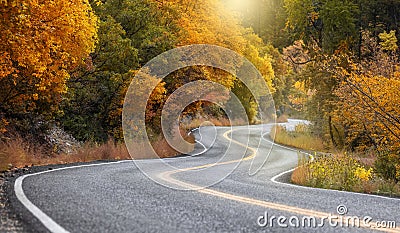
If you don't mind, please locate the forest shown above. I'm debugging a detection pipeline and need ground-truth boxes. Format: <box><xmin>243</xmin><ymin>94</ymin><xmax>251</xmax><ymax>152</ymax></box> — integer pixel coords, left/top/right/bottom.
<box><xmin>1</xmin><ymin>0</ymin><xmax>399</xmax><ymax>194</ymax></box>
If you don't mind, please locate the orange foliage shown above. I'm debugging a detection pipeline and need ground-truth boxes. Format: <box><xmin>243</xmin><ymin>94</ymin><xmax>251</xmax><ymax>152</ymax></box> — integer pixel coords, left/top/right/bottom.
<box><xmin>333</xmin><ymin>53</ymin><xmax>400</xmax><ymax>153</ymax></box>
<box><xmin>0</xmin><ymin>0</ymin><xmax>97</xmax><ymax>120</ymax></box>
<box><xmin>153</xmin><ymin>0</ymin><xmax>274</xmax><ymax>89</ymax></box>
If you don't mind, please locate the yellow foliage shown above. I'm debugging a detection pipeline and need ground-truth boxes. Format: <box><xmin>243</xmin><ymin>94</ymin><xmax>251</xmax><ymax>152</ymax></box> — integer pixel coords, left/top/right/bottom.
<box><xmin>0</xmin><ymin>0</ymin><xmax>97</xmax><ymax>116</ymax></box>
<box><xmin>157</xmin><ymin>0</ymin><xmax>275</xmax><ymax>91</ymax></box>
<box><xmin>379</xmin><ymin>30</ymin><xmax>398</xmax><ymax>52</ymax></box>
<box><xmin>334</xmin><ymin>64</ymin><xmax>400</xmax><ymax>152</ymax></box>
<box><xmin>170</xmin><ymin>0</ymin><xmax>246</xmax><ymax>52</ymax></box>
<box><xmin>354</xmin><ymin>167</ymin><xmax>373</xmax><ymax>181</ymax></box>
<box><xmin>298</xmin><ymin>153</ymin><xmax>375</xmax><ymax>191</ymax></box>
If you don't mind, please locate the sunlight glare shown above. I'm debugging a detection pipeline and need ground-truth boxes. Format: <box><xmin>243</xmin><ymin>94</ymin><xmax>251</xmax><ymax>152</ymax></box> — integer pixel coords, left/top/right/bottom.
<box><xmin>227</xmin><ymin>0</ymin><xmax>250</xmax><ymax>12</ymax></box>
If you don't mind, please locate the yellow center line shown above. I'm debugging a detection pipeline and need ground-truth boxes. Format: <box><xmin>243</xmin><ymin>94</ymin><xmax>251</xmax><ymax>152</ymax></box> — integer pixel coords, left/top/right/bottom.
<box><xmin>159</xmin><ymin>128</ymin><xmax>400</xmax><ymax>232</ymax></box>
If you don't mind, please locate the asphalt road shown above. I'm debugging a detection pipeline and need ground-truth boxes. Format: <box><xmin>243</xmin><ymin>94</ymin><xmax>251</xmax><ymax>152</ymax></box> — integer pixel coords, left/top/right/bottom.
<box><xmin>11</xmin><ymin>120</ymin><xmax>400</xmax><ymax>232</ymax></box>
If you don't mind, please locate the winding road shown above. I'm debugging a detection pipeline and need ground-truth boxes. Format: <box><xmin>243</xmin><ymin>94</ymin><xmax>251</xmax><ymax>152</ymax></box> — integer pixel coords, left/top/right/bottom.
<box><xmin>12</xmin><ymin>120</ymin><xmax>400</xmax><ymax>232</ymax></box>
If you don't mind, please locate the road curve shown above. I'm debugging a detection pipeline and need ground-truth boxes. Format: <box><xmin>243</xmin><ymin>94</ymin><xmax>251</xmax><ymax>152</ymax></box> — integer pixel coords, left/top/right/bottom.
<box><xmin>12</xmin><ymin>121</ymin><xmax>400</xmax><ymax>232</ymax></box>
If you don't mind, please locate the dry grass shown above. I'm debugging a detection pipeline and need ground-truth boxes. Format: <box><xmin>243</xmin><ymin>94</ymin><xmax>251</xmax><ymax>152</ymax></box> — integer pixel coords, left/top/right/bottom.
<box><xmin>270</xmin><ymin>125</ymin><xmax>326</xmax><ymax>152</ymax></box>
<box><xmin>182</xmin><ymin>117</ymin><xmax>247</xmax><ymax>131</ymax></box>
<box><xmin>60</xmin><ymin>139</ymin><xmax>131</xmax><ymax>162</ymax></box>
<box><xmin>0</xmin><ymin>136</ymin><xmax>45</xmax><ymax>171</ymax></box>
<box><xmin>276</xmin><ymin>114</ymin><xmax>288</xmax><ymax>123</ymax></box>
<box><xmin>291</xmin><ymin>164</ymin><xmax>308</xmax><ymax>185</ymax></box>
<box><xmin>0</xmin><ymin>137</ymin><xmax>130</xmax><ymax>171</ymax></box>
<box><xmin>0</xmin><ymin>132</ymin><xmax>195</xmax><ymax>172</ymax></box>
<box><xmin>132</xmin><ymin>131</ymin><xmax>195</xmax><ymax>159</ymax></box>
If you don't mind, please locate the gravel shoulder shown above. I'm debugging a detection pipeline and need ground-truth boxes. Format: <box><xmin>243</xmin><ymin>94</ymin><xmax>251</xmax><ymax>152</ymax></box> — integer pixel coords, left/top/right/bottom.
<box><xmin>1</xmin><ymin>160</ymin><xmax>122</xmax><ymax>232</ymax></box>
<box><xmin>1</xmin><ymin>170</ymin><xmax>27</xmax><ymax>233</ymax></box>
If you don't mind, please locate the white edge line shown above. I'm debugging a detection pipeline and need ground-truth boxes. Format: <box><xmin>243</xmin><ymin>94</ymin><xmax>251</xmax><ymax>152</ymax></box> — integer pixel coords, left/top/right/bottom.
<box><xmin>191</xmin><ymin>140</ymin><xmax>208</xmax><ymax>156</ymax></box>
<box><xmin>15</xmin><ymin>175</ymin><xmax>69</xmax><ymax>233</ymax></box>
<box><xmin>263</xmin><ymin>129</ymin><xmax>400</xmax><ymax>201</ymax></box>
<box><xmin>270</xmin><ymin>167</ymin><xmax>400</xmax><ymax>201</ymax></box>
<box><xmin>13</xmin><ymin>129</ymin><xmax>209</xmax><ymax>233</ymax></box>
<box><xmin>187</xmin><ymin>127</ymin><xmax>209</xmax><ymax>156</ymax></box>
<box><xmin>14</xmin><ymin>160</ymin><xmax>132</xmax><ymax>233</ymax></box>
<box><xmin>15</xmin><ymin>124</ymin><xmax>399</xmax><ymax>233</ymax></box>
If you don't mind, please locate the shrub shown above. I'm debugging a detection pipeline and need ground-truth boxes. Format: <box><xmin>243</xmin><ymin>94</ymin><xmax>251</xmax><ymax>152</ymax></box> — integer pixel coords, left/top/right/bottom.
<box><xmin>294</xmin><ymin>153</ymin><xmax>374</xmax><ymax>191</ymax></box>
<box><xmin>374</xmin><ymin>151</ymin><xmax>400</xmax><ymax>182</ymax></box>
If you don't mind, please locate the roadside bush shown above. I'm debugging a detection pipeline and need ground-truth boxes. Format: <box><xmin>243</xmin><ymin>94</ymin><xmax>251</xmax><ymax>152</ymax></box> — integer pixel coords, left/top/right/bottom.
<box><xmin>374</xmin><ymin>151</ymin><xmax>400</xmax><ymax>182</ymax></box>
<box><xmin>294</xmin><ymin>153</ymin><xmax>374</xmax><ymax>191</ymax></box>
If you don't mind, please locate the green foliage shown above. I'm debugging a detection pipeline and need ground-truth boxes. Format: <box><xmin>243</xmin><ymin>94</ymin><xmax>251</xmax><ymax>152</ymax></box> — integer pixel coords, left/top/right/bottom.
<box><xmin>284</xmin><ymin>0</ymin><xmax>314</xmax><ymax>36</ymax></box>
<box><xmin>319</xmin><ymin>0</ymin><xmax>358</xmax><ymax>52</ymax></box>
<box><xmin>97</xmin><ymin>0</ymin><xmax>178</xmax><ymax>64</ymax></box>
<box><xmin>60</xmin><ymin>15</ymin><xmax>138</xmax><ymax>142</ymax></box>
<box><xmin>230</xmin><ymin>31</ymin><xmax>275</xmax><ymax>123</ymax></box>
<box><xmin>60</xmin><ymin>0</ymin><xmax>177</xmax><ymax>142</ymax></box>
<box><xmin>284</xmin><ymin>0</ymin><xmax>358</xmax><ymax>53</ymax></box>
<box><xmin>375</xmin><ymin>151</ymin><xmax>400</xmax><ymax>182</ymax></box>
<box><xmin>358</xmin><ymin>0</ymin><xmax>400</xmax><ymax>40</ymax></box>
<box><xmin>228</xmin><ymin>81</ymin><xmax>259</xmax><ymax>124</ymax></box>
<box><xmin>283</xmin><ymin>0</ymin><xmax>400</xmax><ymax>55</ymax></box>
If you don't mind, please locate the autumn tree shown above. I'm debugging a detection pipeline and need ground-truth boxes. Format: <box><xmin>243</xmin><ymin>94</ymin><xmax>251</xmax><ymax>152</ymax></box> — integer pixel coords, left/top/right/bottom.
<box><xmin>59</xmin><ymin>0</ymin><xmax>178</xmax><ymax>141</ymax></box>
<box><xmin>331</xmin><ymin>32</ymin><xmax>400</xmax><ymax>180</ymax></box>
<box><xmin>229</xmin><ymin>31</ymin><xmax>275</xmax><ymax>123</ymax></box>
<box><xmin>158</xmin><ymin>0</ymin><xmax>275</xmax><ymax>124</ymax></box>
<box><xmin>0</xmin><ymin>0</ymin><xmax>97</xmax><ymax>135</ymax></box>
<box><xmin>222</xmin><ymin>0</ymin><xmax>291</xmax><ymax>50</ymax></box>
<box><xmin>62</xmin><ymin>0</ymin><xmax>276</xmax><ymax>142</ymax></box>
<box><xmin>358</xmin><ymin>0</ymin><xmax>400</xmax><ymax>41</ymax></box>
